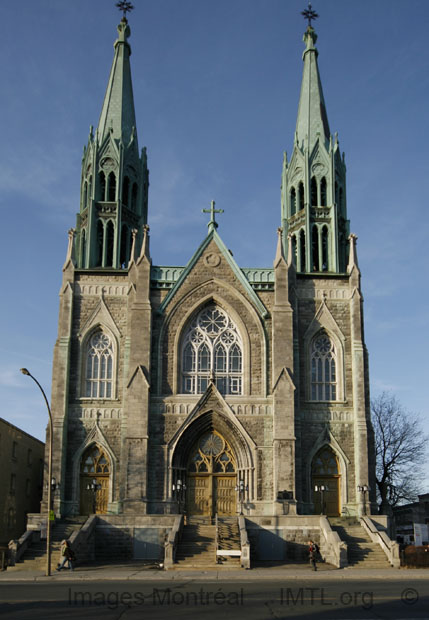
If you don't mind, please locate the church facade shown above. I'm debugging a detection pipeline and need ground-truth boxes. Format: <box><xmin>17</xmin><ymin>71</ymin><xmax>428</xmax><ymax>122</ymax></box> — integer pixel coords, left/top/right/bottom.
<box><xmin>48</xmin><ymin>14</ymin><xmax>376</xmax><ymax>523</ymax></box>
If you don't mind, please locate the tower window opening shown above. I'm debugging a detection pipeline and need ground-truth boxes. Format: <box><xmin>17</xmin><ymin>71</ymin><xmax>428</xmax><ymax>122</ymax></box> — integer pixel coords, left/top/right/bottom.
<box><xmin>96</xmin><ymin>220</ymin><xmax>104</xmax><ymax>267</ymax></box>
<box><xmin>107</xmin><ymin>172</ymin><xmax>116</xmax><ymax>202</ymax></box>
<box><xmin>131</xmin><ymin>183</ymin><xmax>138</xmax><ymax>211</ymax></box>
<box><xmin>312</xmin><ymin>225</ymin><xmax>319</xmax><ymax>271</ymax></box>
<box><xmin>335</xmin><ymin>180</ymin><xmax>339</xmax><ymax>207</ymax></box>
<box><xmin>322</xmin><ymin>226</ymin><xmax>329</xmax><ymax>271</ymax></box>
<box><xmin>291</xmin><ymin>235</ymin><xmax>297</xmax><ymax>266</ymax></box>
<box><xmin>122</xmin><ymin>176</ymin><xmax>130</xmax><ymax>206</ymax></box>
<box><xmin>298</xmin><ymin>182</ymin><xmax>304</xmax><ymax>211</ymax></box>
<box><xmin>81</xmin><ymin>229</ymin><xmax>87</xmax><ymax>268</ymax></box>
<box><xmin>299</xmin><ymin>229</ymin><xmax>306</xmax><ymax>272</ymax></box>
<box><xmin>88</xmin><ymin>176</ymin><xmax>92</xmax><ymax>206</ymax></box>
<box><xmin>339</xmin><ymin>187</ymin><xmax>344</xmax><ymax>214</ymax></box>
<box><xmin>181</xmin><ymin>304</ymin><xmax>243</xmax><ymax>396</ymax></box>
<box><xmin>290</xmin><ymin>187</ymin><xmax>296</xmax><ymax>216</ymax></box>
<box><xmin>106</xmin><ymin>220</ymin><xmax>115</xmax><ymax>267</ymax></box>
<box><xmin>99</xmin><ymin>171</ymin><xmax>106</xmax><ymax>201</ymax></box>
<box><xmin>320</xmin><ymin>177</ymin><xmax>327</xmax><ymax>206</ymax></box>
<box><xmin>311</xmin><ymin>176</ymin><xmax>318</xmax><ymax>207</ymax></box>
<box><xmin>83</xmin><ymin>181</ymin><xmax>88</xmax><ymax>211</ymax></box>
<box><xmin>120</xmin><ymin>224</ymin><xmax>129</xmax><ymax>268</ymax></box>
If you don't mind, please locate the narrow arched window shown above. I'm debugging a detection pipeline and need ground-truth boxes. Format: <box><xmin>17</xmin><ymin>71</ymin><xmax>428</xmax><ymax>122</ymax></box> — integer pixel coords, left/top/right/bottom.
<box><xmin>106</xmin><ymin>221</ymin><xmax>114</xmax><ymax>267</ymax></box>
<box><xmin>83</xmin><ymin>181</ymin><xmax>88</xmax><ymax>211</ymax></box>
<box><xmin>81</xmin><ymin>229</ymin><xmax>87</xmax><ymax>268</ymax></box>
<box><xmin>290</xmin><ymin>187</ymin><xmax>296</xmax><ymax>216</ymax></box>
<box><xmin>291</xmin><ymin>235</ymin><xmax>297</xmax><ymax>266</ymax></box>
<box><xmin>96</xmin><ymin>220</ymin><xmax>104</xmax><ymax>267</ymax></box>
<box><xmin>320</xmin><ymin>177</ymin><xmax>327</xmax><ymax>206</ymax></box>
<box><xmin>99</xmin><ymin>171</ymin><xmax>106</xmax><ymax>201</ymax></box>
<box><xmin>298</xmin><ymin>182</ymin><xmax>304</xmax><ymax>211</ymax></box>
<box><xmin>107</xmin><ymin>172</ymin><xmax>116</xmax><ymax>201</ymax></box>
<box><xmin>311</xmin><ymin>176</ymin><xmax>317</xmax><ymax>207</ymax></box>
<box><xmin>85</xmin><ymin>331</ymin><xmax>114</xmax><ymax>398</ymax></box>
<box><xmin>311</xmin><ymin>332</ymin><xmax>337</xmax><ymax>401</ymax></box>
<box><xmin>88</xmin><ymin>176</ymin><xmax>92</xmax><ymax>207</ymax></box>
<box><xmin>120</xmin><ymin>224</ymin><xmax>129</xmax><ymax>268</ymax></box>
<box><xmin>299</xmin><ymin>229</ymin><xmax>306</xmax><ymax>272</ymax></box>
<box><xmin>122</xmin><ymin>176</ymin><xmax>130</xmax><ymax>206</ymax></box>
<box><xmin>181</xmin><ymin>304</ymin><xmax>243</xmax><ymax>395</ymax></box>
<box><xmin>339</xmin><ymin>187</ymin><xmax>344</xmax><ymax>214</ymax></box>
<box><xmin>131</xmin><ymin>183</ymin><xmax>138</xmax><ymax>211</ymax></box>
<box><xmin>322</xmin><ymin>226</ymin><xmax>329</xmax><ymax>271</ymax></box>
<box><xmin>312</xmin><ymin>225</ymin><xmax>319</xmax><ymax>271</ymax></box>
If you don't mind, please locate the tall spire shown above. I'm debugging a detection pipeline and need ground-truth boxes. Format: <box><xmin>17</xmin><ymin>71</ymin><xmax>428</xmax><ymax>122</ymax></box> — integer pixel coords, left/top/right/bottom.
<box><xmin>75</xmin><ymin>12</ymin><xmax>149</xmax><ymax>270</ymax></box>
<box><xmin>280</xmin><ymin>7</ymin><xmax>350</xmax><ymax>274</ymax></box>
<box><xmin>97</xmin><ymin>16</ymin><xmax>137</xmax><ymax>147</ymax></box>
<box><xmin>295</xmin><ymin>24</ymin><xmax>330</xmax><ymax>150</ymax></box>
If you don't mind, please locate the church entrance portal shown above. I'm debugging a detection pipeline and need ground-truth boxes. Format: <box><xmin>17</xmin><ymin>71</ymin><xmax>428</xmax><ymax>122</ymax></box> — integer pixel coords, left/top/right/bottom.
<box><xmin>80</xmin><ymin>444</ymin><xmax>110</xmax><ymax>514</ymax></box>
<box><xmin>311</xmin><ymin>446</ymin><xmax>340</xmax><ymax>516</ymax></box>
<box><xmin>186</xmin><ymin>432</ymin><xmax>237</xmax><ymax>517</ymax></box>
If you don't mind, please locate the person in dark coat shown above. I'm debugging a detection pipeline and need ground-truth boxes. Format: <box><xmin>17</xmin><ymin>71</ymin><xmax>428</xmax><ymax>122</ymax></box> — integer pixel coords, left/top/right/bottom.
<box><xmin>56</xmin><ymin>540</ymin><xmax>75</xmax><ymax>571</ymax></box>
<box><xmin>308</xmin><ymin>540</ymin><xmax>317</xmax><ymax>571</ymax></box>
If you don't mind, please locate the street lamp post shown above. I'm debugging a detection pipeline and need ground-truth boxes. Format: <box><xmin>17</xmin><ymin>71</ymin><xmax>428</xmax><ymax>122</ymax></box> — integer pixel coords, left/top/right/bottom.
<box><xmin>235</xmin><ymin>480</ymin><xmax>248</xmax><ymax>515</ymax></box>
<box><xmin>172</xmin><ymin>479</ymin><xmax>186</xmax><ymax>516</ymax></box>
<box><xmin>20</xmin><ymin>368</ymin><xmax>54</xmax><ymax>577</ymax></box>
<box><xmin>357</xmin><ymin>485</ymin><xmax>370</xmax><ymax>516</ymax></box>
<box><xmin>314</xmin><ymin>484</ymin><xmax>328</xmax><ymax>515</ymax></box>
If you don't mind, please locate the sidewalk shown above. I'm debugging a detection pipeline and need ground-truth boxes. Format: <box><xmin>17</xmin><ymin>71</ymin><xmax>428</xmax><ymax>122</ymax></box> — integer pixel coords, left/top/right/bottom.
<box><xmin>1</xmin><ymin>562</ymin><xmax>428</xmax><ymax>582</ymax></box>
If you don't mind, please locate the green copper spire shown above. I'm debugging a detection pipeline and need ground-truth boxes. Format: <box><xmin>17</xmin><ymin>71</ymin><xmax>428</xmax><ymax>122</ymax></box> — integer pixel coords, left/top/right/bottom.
<box><xmin>295</xmin><ymin>25</ymin><xmax>330</xmax><ymax>150</ymax></box>
<box><xmin>97</xmin><ymin>16</ymin><xmax>137</xmax><ymax>147</ymax></box>
<box><xmin>74</xmin><ymin>14</ymin><xmax>149</xmax><ymax>270</ymax></box>
<box><xmin>280</xmin><ymin>14</ymin><xmax>349</xmax><ymax>274</ymax></box>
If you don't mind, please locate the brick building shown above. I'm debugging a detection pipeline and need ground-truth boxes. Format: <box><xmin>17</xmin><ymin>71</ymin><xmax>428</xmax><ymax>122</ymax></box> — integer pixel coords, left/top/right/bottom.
<box><xmin>44</xmin><ymin>13</ymin><xmax>376</xmax><ymax>540</ymax></box>
<box><xmin>0</xmin><ymin>418</ymin><xmax>44</xmax><ymax>545</ymax></box>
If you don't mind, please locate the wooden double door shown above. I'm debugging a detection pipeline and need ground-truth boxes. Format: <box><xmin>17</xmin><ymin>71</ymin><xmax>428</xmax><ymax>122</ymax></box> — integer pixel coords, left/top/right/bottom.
<box><xmin>187</xmin><ymin>474</ymin><xmax>237</xmax><ymax>517</ymax></box>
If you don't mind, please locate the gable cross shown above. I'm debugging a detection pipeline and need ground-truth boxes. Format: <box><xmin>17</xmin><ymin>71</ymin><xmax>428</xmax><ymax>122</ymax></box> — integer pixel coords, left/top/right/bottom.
<box><xmin>202</xmin><ymin>200</ymin><xmax>224</xmax><ymax>231</ymax></box>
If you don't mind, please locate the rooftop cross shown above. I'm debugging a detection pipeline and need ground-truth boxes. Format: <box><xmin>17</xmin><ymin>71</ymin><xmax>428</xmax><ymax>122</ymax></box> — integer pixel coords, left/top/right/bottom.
<box><xmin>202</xmin><ymin>200</ymin><xmax>224</xmax><ymax>232</ymax></box>
<box><xmin>116</xmin><ymin>0</ymin><xmax>134</xmax><ymax>19</ymax></box>
<box><xmin>301</xmin><ymin>2</ymin><xmax>318</xmax><ymax>27</ymax></box>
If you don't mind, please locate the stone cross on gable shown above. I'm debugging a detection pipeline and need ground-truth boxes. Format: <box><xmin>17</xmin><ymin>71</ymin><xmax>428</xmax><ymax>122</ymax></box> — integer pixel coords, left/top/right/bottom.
<box><xmin>202</xmin><ymin>200</ymin><xmax>224</xmax><ymax>232</ymax></box>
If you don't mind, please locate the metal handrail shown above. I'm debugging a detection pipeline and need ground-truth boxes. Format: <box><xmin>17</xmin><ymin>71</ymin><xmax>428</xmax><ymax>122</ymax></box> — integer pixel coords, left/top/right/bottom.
<box><xmin>214</xmin><ymin>513</ymin><xmax>219</xmax><ymax>564</ymax></box>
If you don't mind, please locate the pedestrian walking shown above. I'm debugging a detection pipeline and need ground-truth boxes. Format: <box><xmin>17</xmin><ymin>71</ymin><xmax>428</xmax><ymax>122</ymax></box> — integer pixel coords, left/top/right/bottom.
<box><xmin>56</xmin><ymin>540</ymin><xmax>75</xmax><ymax>571</ymax></box>
<box><xmin>308</xmin><ymin>540</ymin><xmax>317</xmax><ymax>571</ymax></box>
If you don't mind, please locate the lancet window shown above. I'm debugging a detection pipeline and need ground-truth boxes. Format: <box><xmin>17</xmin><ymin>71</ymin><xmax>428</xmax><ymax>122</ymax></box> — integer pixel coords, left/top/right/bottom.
<box><xmin>310</xmin><ymin>332</ymin><xmax>337</xmax><ymax>401</ymax></box>
<box><xmin>182</xmin><ymin>304</ymin><xmax>243</xmax><ymax>395</ymax></box>
<box><xmin>85</xmin><ymin>331</ymin><xmax>114</xmax><ymax>398</ymax></box>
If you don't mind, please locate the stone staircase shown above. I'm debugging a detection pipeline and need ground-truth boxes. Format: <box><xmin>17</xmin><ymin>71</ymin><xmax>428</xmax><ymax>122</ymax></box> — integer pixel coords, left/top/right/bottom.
<box><xmin>173</xmin><ymin>516</ymin><xmax>242</xmax><ymax>569</ymax></box>
<box><xmin>8</xmin><ymin>517</ymin><xmax>87</xmax><ymax>571</ymax></box>
<box><xmin>217</xmin><ymin>517</ymin><xmax>241</xmax><ymax>567</ymax></box>
<box><xmin>329</xmin><ymin>518</ymin><xmax>391</xmax><ymax>568</ymax></box>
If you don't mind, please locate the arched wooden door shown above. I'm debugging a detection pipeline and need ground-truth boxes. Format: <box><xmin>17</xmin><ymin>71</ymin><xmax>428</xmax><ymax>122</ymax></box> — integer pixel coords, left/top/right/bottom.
<box><xmin>80</xmin><ymin>444</ymin><xmax>110</xmax><ymax>514</ymax></box>
<box><xmin>311</xmin><ymin>447</ymin><xmax>340</xmax><ymax>516</ymax></box>
<box><xmin>186</xmin><ymin>431</ymin><xmax>237</xmax><ymax>517</ymax></box>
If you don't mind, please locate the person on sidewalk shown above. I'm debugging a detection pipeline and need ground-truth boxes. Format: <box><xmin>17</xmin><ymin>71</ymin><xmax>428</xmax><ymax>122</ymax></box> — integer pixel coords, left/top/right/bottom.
<box><xmin>308</xmin><ymin>540</ymin><xmax>317</xmax><ymax>571</ymax></box>
<box><xmin>56</xmin><ymin>540</ymin><xmax>75</xmax><ymax>571</ymax></box>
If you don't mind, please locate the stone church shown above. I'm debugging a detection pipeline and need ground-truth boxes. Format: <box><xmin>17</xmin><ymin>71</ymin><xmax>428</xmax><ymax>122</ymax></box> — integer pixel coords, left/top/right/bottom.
<box><xmin>47</xmin><ymin>11</ymin><xmax>376</xmax><ymax>532</ymax></box>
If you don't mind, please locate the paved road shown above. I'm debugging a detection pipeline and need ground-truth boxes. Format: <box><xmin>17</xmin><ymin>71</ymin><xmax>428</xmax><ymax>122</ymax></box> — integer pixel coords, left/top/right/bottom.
<box><xmin>1</xmin><ymin>578</ymin><xmax>429</xmax><ymax>619</ymax></box>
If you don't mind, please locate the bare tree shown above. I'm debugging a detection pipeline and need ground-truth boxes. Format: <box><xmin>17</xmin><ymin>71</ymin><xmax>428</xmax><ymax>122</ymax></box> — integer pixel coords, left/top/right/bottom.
<box><xmin>372</xmin><ymin>392</ymin><xmax>428</xmax><ymax>513</ymax></box>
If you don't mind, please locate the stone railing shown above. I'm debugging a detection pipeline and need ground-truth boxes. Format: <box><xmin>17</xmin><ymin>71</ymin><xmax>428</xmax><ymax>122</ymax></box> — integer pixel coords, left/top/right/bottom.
<box><xmin>164</xmin><ymin>515</ymin><xmax>183</xmax><ymax>569</ymax></box>
<box><xmin>319</xmin><ymin>516</ymin><xmax>348</xmax><ymax>568</ymax></box>
<box><xmin>68</xmin><ymin>515</ymin><xmax>97</xmax><ymax>565</ymax></box>
<box><xmin>8</xmin><ymin>530</ymin><xmax>37</xmax><ymax>566</ymax></box>
<box><xmin>360</xmin><ymin>516</ymin><xmax>400</xmax><ymax>568</ymax></box>
<box><xmin>238</xmin><ymin>516</ymin><xmax>251</xmax><ymax>569</ymax></box>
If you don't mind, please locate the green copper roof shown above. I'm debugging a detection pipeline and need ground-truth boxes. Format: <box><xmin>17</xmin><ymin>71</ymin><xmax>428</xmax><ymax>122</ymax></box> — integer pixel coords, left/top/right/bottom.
<box><xmin>295</xmin><ymin>26</ymin><xmax>330</xmax><ymax>149</ymax></box>
<box><xmin>97</xmin><ymin>17</ymin><xmax>137</xmax><ymax>146</ymax></box>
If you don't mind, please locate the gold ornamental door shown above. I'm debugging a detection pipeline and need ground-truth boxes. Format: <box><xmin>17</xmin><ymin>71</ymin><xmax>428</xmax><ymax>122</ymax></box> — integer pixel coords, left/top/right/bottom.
<box><xmin>186</xmin><ymin>432</ymin><xmax>237</xmax><ymax>517</ymax></box>
<box><xmin>80</xmin><ymin>445</ymin><xmax>110</xmax><ymax>514</ymax></box>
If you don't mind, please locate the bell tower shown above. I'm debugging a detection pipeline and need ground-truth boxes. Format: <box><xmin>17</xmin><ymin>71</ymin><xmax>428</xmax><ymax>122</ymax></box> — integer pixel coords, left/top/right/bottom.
<box><xmin>75</xmin><ymin>13</ymin><xmax>149</xmax><ymax>269</ymax></box>
<box><xmin>281</xmin><ymin>9</ymin><xmax>349</xmax><ymax>273</ymax></box>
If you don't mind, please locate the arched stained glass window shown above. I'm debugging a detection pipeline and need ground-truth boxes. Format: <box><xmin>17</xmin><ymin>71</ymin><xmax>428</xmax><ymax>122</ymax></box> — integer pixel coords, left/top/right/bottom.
<box><xmin>311</xmin><ymin>332</ymin><xmax>337</xmax><ymax>401</ymax></box>
<box><xmin>181</xmin><ymin>304</ymin><xmax>243</xmax><ymax>395</ymax></box>
<box><xmin>85</xmin><ymin>331</ymin><xmax>114</xmax><ymax>398</ymax></box>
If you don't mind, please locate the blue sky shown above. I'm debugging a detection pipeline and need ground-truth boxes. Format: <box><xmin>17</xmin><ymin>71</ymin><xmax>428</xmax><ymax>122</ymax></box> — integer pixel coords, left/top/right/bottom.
<box><xmin>1</xmin><ymin>0</ymin><xmax>428</xmax><ymax>485</ymax></box>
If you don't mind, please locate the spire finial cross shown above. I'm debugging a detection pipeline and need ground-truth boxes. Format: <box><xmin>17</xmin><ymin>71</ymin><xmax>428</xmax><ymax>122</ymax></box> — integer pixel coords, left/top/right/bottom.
<box><xmin>116</xmin><ymin>1</ymin><xmax>134</xmax><ymax>19</ymax></box>
<box><xmin>301</xmin><ymin>2</ymin><xmax>319</xmax><ymax>27</ymax></box>
<box><xmin>202</xmin><ymin>200</ymin><xmax>224</xmax><ymax>231</ymax></box>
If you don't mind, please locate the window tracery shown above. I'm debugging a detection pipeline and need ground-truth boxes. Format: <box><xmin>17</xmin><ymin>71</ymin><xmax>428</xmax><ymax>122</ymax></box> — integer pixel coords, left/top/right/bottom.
<box><xmin>187</xmin><ymin>432</ymin><xmax>236</xmax><ymax>474</ymax></box>
<box><xmin>310</xmin><ymin>332</ymin><xmax>337</xmax><ymax>400</ymax></box>
<box><xmin>85</xmin><ymin>331</ymin><xmax>114</xmax><ymax>398</ymax></box>
<box><xmin>181</xmin><ymin>304</ymin><xmax>243</xmax><ymax>395</ymax></box>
